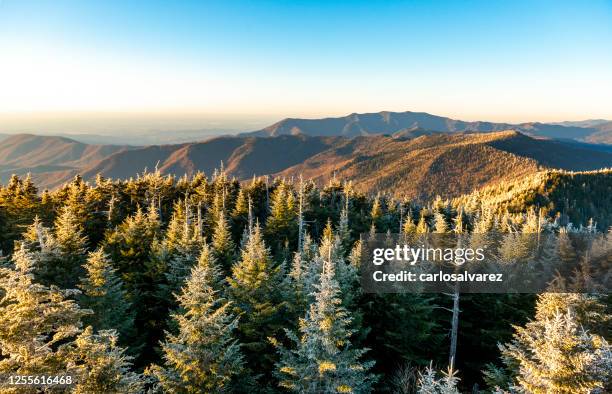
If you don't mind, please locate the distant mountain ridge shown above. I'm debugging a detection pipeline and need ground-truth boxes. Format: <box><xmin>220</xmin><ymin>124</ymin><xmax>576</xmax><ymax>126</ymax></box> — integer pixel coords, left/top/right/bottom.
<box><xmin>0</xmin><ymin>134</ymin><xmax>131</xmax><ymax>189</ymax></box>
<box><xmin>275</xmin><ymin>130</ymin><xmax>612</xmax><ymax>200</ymax></box>
<box><xmin>3</xmin><ymin>130</ymin><xmax>611</xmax><ymax>201</ymax></box>
<box><xmin>247</xmin><ymin>110</ymin><xmax>612</xmax><ymax>144</ymax></box>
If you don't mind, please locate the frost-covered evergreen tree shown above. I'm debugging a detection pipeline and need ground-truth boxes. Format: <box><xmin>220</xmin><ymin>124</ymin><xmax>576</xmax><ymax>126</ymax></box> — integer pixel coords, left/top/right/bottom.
<box><xmin>104</xmin><ymin>205</ymin><xmax>161</xmax><ymax>296</ymax></box>
<box><xmin>69</xmin><ymin>326</ymin><xmax>144</xmax><ymax>394</ymax></box>
<box><xmin>227</xmin><ymin>224</ymin><xmax>287</xmax><ymax>383</ymax></box>
<box><xmin>103</xmin><ymin>205</ymin><xmax>163</xmax><ymax>365</ymax></box>
<box><xmin>212</xmin><ymin>211</ymin><xmax>236</xmax><ymax>273</ymax></box>
<box><xmin>54</xmin><ymin>204</ymin><xmax>88</xmax><ymax>257</ymax></box>
<box><xmin>0</xmin><ymin>245</ymin><xmax>88</xmax><ymax>379</ymax></box>
<box><xmin>0</xmin><ymin>246</ymin><xmax>143</xmax><ymax>393</ymax></box>
<box><xmin>500</xmin><ymin>310</ymin><xmax>611</xmax><ymax>393</ymax></box>
<box><xmin>402</xmin><ymin>213</ymin><xmax>417</xmax><ymax>236</ymax></box>
<box><xmin>416</xmin><ymin>364</ymin><xmax>460</xmax><ymax>394</ymax></box>
<box><xmin>147</xmin><ymin>246</ymin><xmax>244</xmax><ymax>393</ymax></box>
<box><xmin>288</xmin><ymin>233</ymin><xmax>317</xmax><ymax>320</ymax></box>
<box><xmin>416</xmin><ymin>214</ymin><xmax>430</xmax><ymax>234</ymax></box>
<box><xmin>156</xmin><ymin>201</ymin><xmax>205</xmax><ymax>311</ymax></box>
<box><xmin>490</xmin><ymin>293</ymin><xmax>612</xmax><ymax>393</ymax></box>
<box><xmin>78</xmin><ymin>249</ymin><xmax>136</xmax><ymax>346</ymax></box>
<box><xmin>265</xmin><ymin>180</ymin><xmax>298</xmax><ymax>257</ymax></box>
<box><xmin>273</xmin><ymin>258</ymin><xmax>376</xmax><ymax>393</ymax></box>
<box><xmin>19</xmin><ymin>207</ymin><xmax>88</xmax><ymax>289</ymax></box>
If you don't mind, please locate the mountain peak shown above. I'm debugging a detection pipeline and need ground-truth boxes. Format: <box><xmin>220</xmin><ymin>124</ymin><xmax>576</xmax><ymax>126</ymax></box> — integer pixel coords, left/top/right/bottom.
<box><xmin>244</xmin><ymin>110</ymin><xmax>611</xmax><ymax>144</ymax></box>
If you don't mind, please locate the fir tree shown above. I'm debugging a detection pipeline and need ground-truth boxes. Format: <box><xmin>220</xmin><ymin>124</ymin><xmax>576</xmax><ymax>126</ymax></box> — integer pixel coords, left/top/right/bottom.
<box><xmin>273</xmin><ymin>258</ymin><xmax>376</xmax><ymax>393</ymax></box>
<box><xmin>212</xmin><ymin>211</ymin><xmax>236</xmax><ymax>273</ymax></box>
<box><xmin>227</xmin><ymin>224</ymin><xmax>287</xmax><ymax>383</ymax></box>
<box><xmin>69</xmin><ymin>326</ymin><xmax>144</xmax><ymax>394</ymax></box>
<box><xmin>78</xmin><ymin>249</ymin><xmax>136</xmax><ymax>347</ymax></box>
<box><xmin>491</xmin><ymin>293</ymin><xmax>612</xmax><ymax>393</ymax></box>
<box><xmin>0</xmin><ymin>246</ymin><xmax>89</xmax><ymax>379</ymax></box>
<box><xmin>370</xmin><ymin>196</ymin><xmax>384</xmax><ymax>231</ymax></box>
<box><xmin>103</xmin><ymin>205</ymin><xmax>163</xmax><ymax>365</ymax></box>
<box><xmin>416</xmin><ymin>364</ymin><xmax>460</xmax><ymax>394</ymax></box>
<box><xmin>0</xmin><ymin>246</ymin><xmax>143</xmax><ymax>393</ymax></box>
<box><xmin>500</xmin><ymin>310</ymin><xmax>611</xmax><ymax>393</ymax></box>
<box><xmin>265</xmin><ymin>180</ymin><xmax>298</xmax><ymax>257</ymax></box>
<box><xmin>147</xmin><ymin>245</ymin><xmax>244</xmax><ymax>393</ymax></box>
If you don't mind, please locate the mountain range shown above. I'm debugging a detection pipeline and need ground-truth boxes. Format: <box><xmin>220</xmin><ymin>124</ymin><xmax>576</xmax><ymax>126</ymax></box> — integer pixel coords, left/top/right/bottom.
<box><xmin>2</xmin><ymin>128</ymin><xmax>611</xmax><ymax>201</ymax></box>
<box><xmin>247</xmin><ymin>111</ymin><xmax>612</xmax><ymax>144</ymax></box>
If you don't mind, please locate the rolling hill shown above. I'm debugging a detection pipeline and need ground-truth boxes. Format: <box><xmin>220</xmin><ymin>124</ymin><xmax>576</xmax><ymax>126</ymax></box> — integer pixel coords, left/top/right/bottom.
<box><xmin>246</xmin><ymin>110</ymin><xmax>612</xmax><ymax>143</ymax></box>
<box><xmin>275</xmin><ymin>131</ymin><xmax>612</xmax><ymax>200</ymax></box>
<box><xmin>80</xmin><ymin>134</ymin><xmax>342</xmax><ymax>181</ymax></box>
<box><xmin>0</xmin><ymin>134</ymin><xmax>131</xmax><ymax>188</ymax></box>
<box><xmin>2</xmin><ymin>131</ymin><xmax>611</xmax><ymax>201</ymax></box>
<box><xmin>453</xmin><ymin>169</ymin><xmax>612</xmax><ymax>229</ymax></box>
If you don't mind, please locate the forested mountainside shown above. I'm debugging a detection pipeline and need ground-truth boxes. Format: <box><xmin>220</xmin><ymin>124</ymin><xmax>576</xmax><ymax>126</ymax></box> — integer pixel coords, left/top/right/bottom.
<box><xmin>454</xmin><ymin>169</ymin><xmax>612</xmax><ymax>229</ymax></box>
<box><xmin>0</xmin><ymin>134</ymin><xmax>131</xmax><ymax>188</ymax></box>
<box><xmin>0</xmin><ymin>168</ymin><xmax>611</xmax><ymax>392</ymax></box>
<box><xmin>276</xmin><ymin>131</ymin><xmax>612</xmax><ymax>200</ymax></box>
<box><xmin>247</xmin><ymin>110</ymin><xmax>612</xmax><ymax>143</ymax></box>
<box><xmin>3</xmin><ymin>131</ymin><xmax>612</xmax><ymax>200</ymax></box>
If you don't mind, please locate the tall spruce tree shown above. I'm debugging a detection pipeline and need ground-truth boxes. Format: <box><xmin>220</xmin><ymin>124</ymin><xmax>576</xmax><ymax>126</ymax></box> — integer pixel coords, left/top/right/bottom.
<box><xmin>69</xmin><ymin>326</ymin><xmax>144</xmax><ymax>394</ymax></box>
<box><xmin>103</xmin><ymin>205</ymin><xmax>163</xmax><ymax>365</ymax></box>
<box><xmin>487</xmin><ymin>293</ymin><xmax>612</xmax><ymax>393</ymax></box>
<box><xmin>0</xmin><ymin>246</ymin><xmax>143</xmax><ymax>393</ymax></box>
<box><xmin>265</xmin><ymin>180</ymin><xmax>298</xmax><ymax>258</ymax></box>
<box><xmin>0</xmin><ymin>245</ymin><xmax>89</xmax><ymax>379</ymax></box>
<box><xmin>78</xmin><ymin>249</ymin><xmax>136</xmax><ymax>347</ymax></box>
<box><xmin>147</xmin><ymin>243</ymin><xmax>244</xmax><ymax>393</ymax></box>
<box><xmin>273</xmin><ymin>258</ymin><xmax>376</xmax><ymax>393</ymax></box>
<box><xmin>212</xmin><ymin>211</ymin><xmax>236</xmax><ymax>273</ymax></box>
<box><xmin>227</xmin><ymin>224</ymin><xmax>287</xmax><ymax>383</ymax></box>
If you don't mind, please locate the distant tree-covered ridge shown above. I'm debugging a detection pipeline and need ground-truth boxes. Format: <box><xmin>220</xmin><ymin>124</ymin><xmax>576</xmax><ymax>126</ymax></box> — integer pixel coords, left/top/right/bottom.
<box><xmin>454</xmin><ymin>169</ymin><xmax>612</xmax><ymax>230</ymax></box>
<box><xmin>3</xmin><ymin>131</ymin><xmax>612</xmax><ymax>201</ymax></box>
<box><xmin>0</xmin><ymin>168</ymin><xmax>610</xmax><ymax>393</ymax></box>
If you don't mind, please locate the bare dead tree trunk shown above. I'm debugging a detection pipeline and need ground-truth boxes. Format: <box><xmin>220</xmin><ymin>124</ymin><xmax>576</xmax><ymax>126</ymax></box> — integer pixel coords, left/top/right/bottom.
<box><xmin>298</xmin><ymin>176</ymin><xmax>304</xmax><ymax>252</ymax></box>
<box><xmin>449</xmin><ymin>285</ymin><xmax>460</xmax><ymax>370</ymax></box>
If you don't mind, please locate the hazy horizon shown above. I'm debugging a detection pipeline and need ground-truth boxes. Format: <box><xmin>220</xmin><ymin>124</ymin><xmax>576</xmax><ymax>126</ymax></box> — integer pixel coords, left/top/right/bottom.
<box><xmin>1</xmin><ymin>109</ymin><xmax>611</xmax><ymax>137</ymax></box>
<box><xmin>1</xmin><ymin>1</ymin><xmax>612</xmax><ymax>134</ymax></box>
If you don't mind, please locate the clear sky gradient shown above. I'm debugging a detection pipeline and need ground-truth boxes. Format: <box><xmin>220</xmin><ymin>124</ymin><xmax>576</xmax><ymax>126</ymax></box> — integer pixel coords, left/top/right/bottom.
<box><xmin>1</xmin><ymin>0</ymin><xmax>611</xmax><ymax>132</ymax></box>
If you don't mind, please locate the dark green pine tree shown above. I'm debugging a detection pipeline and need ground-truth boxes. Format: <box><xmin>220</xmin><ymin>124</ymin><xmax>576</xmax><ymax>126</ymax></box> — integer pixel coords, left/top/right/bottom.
<box><xmin>212</xmin><ymin>211</ymin><xmax>236</xmax><ymax>274</ymax></box>
<box><xmin>227</xmin><ymin>224</ymin><xmax>287</xmax><ymax>385</ymax></box>
<box><xmin>103</xmin><ymin>204</ymin><xmax>163</xmax><ymax>365</ymax></box>
<box><xmin>78</xmin><ymin>249</ymin><xmax>137</xmax><ymax>349</ymax></box>
<box><xmin>265</xmin><ymin>180</ymin><xmax>298</xmax><ymax>258</ymax></box>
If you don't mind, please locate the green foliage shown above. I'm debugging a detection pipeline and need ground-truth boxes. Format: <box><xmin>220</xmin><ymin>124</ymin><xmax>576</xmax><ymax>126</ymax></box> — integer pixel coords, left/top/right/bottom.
<box><xmin>103</xmin><ymin>205</ymin><xmax>163</xmax><ymax>365</ymax></box>
<box><xmin>212</xmin><ymin>211</ymin><xmax>236</xmax><ymax>273</ymax></box>
<box><xmin>492</xmin><ymin>293</ymin><xmax>612</xmax><ymax>393</ymax></box>
<box><xmin>227</xmin><ymin>225</ymin><xmax>287</xmax><ymax>383</ymax></box>
<box><xmin>147</xmin><ymin>246</ymin><xmax>244</xmax><ymax>393</ymax></box>
<box><xmin>1</xmin><ymin>168</ymin><xmax>611</xmax><ymax>392</ymax></box>
<box><xmin>0</xmin><ymin>246</ymin><xmax>142</xmax><ymax>393</ymax></box>
<box><xmin>0</xmin><ymin>246</ymin><xmax>89</xmax><ymax>378</ymax></box>
<box><xmin>265</xmin><ymin>180</ymin><xmax>298</xmax><ymax>258</ymax></box>
<box><xmin>69</xmin><ymin>326</ymin><xmax>144</xmax><ymax>394</ymax></box>
<box><xmin>274</xmin><ymin>259</ymin><xmax>376</xmax><ymax>393</ymax></box>
<box><xmin>78</xmin><ymin>249</ymin><xmax>136</xmax><ymax>348</ymax></box>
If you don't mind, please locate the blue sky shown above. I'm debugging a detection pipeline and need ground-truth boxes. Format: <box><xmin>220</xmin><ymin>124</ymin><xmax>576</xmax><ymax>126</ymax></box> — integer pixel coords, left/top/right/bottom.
<box><xmin>1</xmin><ymin>0</ymin><xmax>611</xmax><ymax>132</ymax></box>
